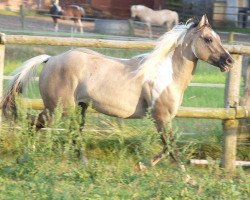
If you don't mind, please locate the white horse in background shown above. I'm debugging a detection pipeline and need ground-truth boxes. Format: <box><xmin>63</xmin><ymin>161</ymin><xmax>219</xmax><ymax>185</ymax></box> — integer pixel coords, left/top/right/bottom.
<box><xmin>131</xmin><ymin>5</ymin><xmax>179</xmax><ymax>38</ymax></box>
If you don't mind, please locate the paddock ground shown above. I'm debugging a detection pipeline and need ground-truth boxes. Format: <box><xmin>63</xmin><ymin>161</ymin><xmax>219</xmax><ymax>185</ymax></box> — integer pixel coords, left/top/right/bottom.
<box><xmin>1</xmin><ymin>13</ymin><xmax>250</xmax><ymax>43</ymax></box>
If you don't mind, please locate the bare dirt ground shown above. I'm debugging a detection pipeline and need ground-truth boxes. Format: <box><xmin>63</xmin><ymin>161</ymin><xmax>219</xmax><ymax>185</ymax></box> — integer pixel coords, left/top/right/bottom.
<box><xmin>0</xmin><ymin>14</ymin><xmax>95</xmax><ymax>33</ymax></box>
<box><xmin>0</xmin><ymin>13</ymin><xmax>250</xmax><ymax>43</ymax></box>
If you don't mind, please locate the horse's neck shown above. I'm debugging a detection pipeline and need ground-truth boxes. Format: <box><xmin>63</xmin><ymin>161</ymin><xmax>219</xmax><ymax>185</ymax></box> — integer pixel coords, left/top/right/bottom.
<box><xmin>172</xmin><ymin>48</ymin><xmax>197</xmax><ymax>91</ymax></box>
<box><xmin>138</xmin><ymin>7</ymin><xmax>153</xmax><ymax>17</ymax></box>
<box><xmin>145</xmin><ymin>48</ymin><xmax>197</xmax><ymax>86</ymax></box>
<box><xmin>146</xmin><ymin>46</ymin><xmax>197</xmax><ymax>104</ymax></box>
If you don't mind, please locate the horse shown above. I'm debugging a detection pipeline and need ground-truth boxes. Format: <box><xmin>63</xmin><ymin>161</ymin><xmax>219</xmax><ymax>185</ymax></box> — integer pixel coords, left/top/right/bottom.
<box><xmin>49</xmin><ymin>1</ymin><xmax>85</xmax><ymax>33</ymax></box>
<box><xmin>1</xmin><ymin>15</ymin><xmax>234</xmax><ymax>168</ymax></box>
<box><xmin>131</xmin><ymin>5</ymin><xmax>179</xmax><ymax>38</ymax></box>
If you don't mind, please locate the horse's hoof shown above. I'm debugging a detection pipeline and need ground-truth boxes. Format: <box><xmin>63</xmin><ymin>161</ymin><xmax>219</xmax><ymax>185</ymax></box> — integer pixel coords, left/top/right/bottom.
<box><xmin>134</xmin><ymin>162</ymin><xmax>147</xmax><ymax>172</ymax></box>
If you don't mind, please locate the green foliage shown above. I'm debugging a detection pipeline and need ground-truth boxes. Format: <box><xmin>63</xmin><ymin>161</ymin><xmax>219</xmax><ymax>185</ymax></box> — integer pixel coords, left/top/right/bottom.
<box><xmin>0</xmin><ymin>104</ymin><xmax>250</xmax><ymax>199</ymax></box>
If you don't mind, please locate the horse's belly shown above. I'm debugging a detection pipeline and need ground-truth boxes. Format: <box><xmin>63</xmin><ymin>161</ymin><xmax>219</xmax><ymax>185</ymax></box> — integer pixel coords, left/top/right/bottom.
<box><xmin>92</xmin><ymin>102</ymin><xmax>145</xmax><ymax>118</ymax></box>
<box><xmin>77</xmin><ymin>86</ymin><xmax>146</xmax><ymax>118</ymax></box>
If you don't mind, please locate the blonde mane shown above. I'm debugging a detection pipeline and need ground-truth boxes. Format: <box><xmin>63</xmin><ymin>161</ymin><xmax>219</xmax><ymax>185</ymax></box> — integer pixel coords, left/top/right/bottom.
<box><xmin>136</xmin><ymin>23</ymin><xmax>193</xmax><ymax>80</ymax></box>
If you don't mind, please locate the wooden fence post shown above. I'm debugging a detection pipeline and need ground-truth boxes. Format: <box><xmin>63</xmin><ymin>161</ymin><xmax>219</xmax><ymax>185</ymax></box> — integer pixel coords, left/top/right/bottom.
<box><xmin>239</xmin><ymin>58</ymin><xmax>250</xmax><ymax>141</ymax></box>
<box><xmin>227</xmin><ymin>32</ymin><xmax>235</xmax><ymax>44</ymax></box>
<box><xmin>222</xmin><ymin>54</ymin><xmax>242</xmax><ymax>173</ymax></box>
<box><xmin>20</xmin><ymin>5</ymin><xmax>25</xmax><ymax>30</ymax></box>
<box><xmin>0</xmin><ymin>33</ymin><xmax>6</xmax><ymax>124</ymax></box>
<box><xmin>128</xmin><ymin>19</ymin><xmax>135</xmax><ymax>37</ymax></box>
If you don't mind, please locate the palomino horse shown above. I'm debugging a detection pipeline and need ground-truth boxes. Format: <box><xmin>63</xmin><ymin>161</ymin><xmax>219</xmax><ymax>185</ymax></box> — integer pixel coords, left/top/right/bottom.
<box><xmin>49</xmin><ymin>1</ymin><xmax>85</xmax><ymax>33</ymax></box>
<box><xmin>1</xmin><ymin>15</ymin><xmax>233</xmax><ymax>167</ymax></box>
<box><xmin>131</xmin><ymin>5</ymin><xmax>179</xmax><ymax>38</ymax></box>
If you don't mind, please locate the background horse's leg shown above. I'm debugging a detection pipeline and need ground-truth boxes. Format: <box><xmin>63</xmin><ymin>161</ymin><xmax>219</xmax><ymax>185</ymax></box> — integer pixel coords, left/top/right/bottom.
<box><xmin>53</xmin><ymin>17</ymin><xmax>59</xmax><ymax>32</ymax></box>
<box><xmin>165</xmin><ymin>22</ymin><xmax>170</xmax><ymax>32</ymax></box>
<box><xmin>55</xmin><ymin>23</ymin><xmax>59</xmax><ymax>32</ymax></box>
<box><xmin>72</xmin><ymin>20</ymin><xmax>77</xmax><ymax>33</ymax></box>
<box><xmin>146</xmin><ymin>22</ymin><xmax>152</xmax><ymax>38</ymax></box>
<box><xmin>77</xmin><ymin>19</ymin><xmax>83</xmax><ymax>33</ymax></box>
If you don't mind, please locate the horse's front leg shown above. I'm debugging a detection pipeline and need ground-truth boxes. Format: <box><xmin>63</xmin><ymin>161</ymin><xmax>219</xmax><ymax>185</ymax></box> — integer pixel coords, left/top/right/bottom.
<box><xmin>152</xmin><ymin>119</ymin><xmax>184</xmax><ymax>170</ymax></box>
<box><xmin>146</xmin><ymin>22</ymin><xmax>153</xmax><ymax>38</ymax></box>
<box><xmin>77</xmin><ymin>19</ymin><xmax>83</xmax><ymax>33</ymax></box>
<box><xmin>53</xmin><ymin>18</ymin><xmax>59</xmax><ymax>32</ymax></box>
<box><xmin>165</xmin><ymin>22</ymin><xmax>170</xmax><ymax>32</ymax></box>
<box><xmin>151</xmin><ymin>119</ymin><xmax>170</xmax><ymax>166</ymax></box>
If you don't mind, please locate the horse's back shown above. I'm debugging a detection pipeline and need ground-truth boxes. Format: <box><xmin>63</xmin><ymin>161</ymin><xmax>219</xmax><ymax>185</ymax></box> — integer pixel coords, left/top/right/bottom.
<box><xmin>153</xmin><ymin>9</ymin><xmax>178</xmax><ymax>23</ymax></box>
<box><xmin>64</xmin><ymin>5</ymin><xmax>85</xmax><ymax>18</ymax></box>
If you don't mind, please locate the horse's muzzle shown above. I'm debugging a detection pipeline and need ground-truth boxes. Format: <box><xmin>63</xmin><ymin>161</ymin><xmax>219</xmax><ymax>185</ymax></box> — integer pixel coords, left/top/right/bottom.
<box><xmin>219</xmin><ymin>54</ymin><xmax>234</xmax><ymax>72</ymax></box>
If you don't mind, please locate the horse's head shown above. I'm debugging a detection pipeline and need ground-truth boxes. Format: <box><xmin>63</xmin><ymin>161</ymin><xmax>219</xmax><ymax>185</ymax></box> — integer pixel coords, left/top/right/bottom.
<box><xmin>131</xmin><ymin>5</ymin><xmax>145</xmax><ymax>18</ymax></box>
<box><xmin>131</xmin><ymin>5</ymin><xmax>137</xmax><ymax>18</ymax></box>
<box><xmin>187</xmin><ymin>15</ymin><xmax>234</xmax><ymax>72</ymax></box>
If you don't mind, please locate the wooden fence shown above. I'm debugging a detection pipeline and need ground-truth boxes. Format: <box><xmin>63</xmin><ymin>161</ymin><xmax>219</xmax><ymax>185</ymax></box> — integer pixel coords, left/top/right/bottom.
<box><xmin>0</xmin><ymin>33</ymin><xmax>249</xmax><ymax>173</ymax></box>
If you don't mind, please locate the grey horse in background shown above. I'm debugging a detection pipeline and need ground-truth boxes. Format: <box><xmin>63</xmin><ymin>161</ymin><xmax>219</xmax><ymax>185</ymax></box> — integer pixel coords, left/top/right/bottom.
<box><xmin>131</xmin><ymin>5</ymin><xmax>179</xmax><ymax>38</ymax></box>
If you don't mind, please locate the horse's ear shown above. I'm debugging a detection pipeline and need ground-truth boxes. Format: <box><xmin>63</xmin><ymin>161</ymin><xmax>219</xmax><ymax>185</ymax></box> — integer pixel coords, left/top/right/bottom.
<box><xmin>197</xmin><ymin>15</ymin><xmax>210</xmax><ymax>29</ymax></box>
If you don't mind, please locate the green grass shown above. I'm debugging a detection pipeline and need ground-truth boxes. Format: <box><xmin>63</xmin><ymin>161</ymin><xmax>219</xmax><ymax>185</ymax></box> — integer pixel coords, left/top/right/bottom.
<box><xmin>192</xmin><ymin>61</ymin><xmax>227</xmax><ymax>83</ymax></box>
<box><xmin>0</xmin><ymin>108</ymin><xmax>249</xmax><ymax>199</ymax></box>
<box><xmin>1</xmin><ymin>45</ymin><xmax>249</xmax><ymax>199</ymax></box>
<box><xmin>216</xmin><ymin>26</ymin><xmax>250</xmax><ymax>34</ymax></box>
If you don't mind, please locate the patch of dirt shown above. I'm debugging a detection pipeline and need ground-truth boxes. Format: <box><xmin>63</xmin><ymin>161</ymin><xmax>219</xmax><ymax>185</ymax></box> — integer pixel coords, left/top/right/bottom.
<box><xmin>0</xmin><ymin>14</ymin><xmax>95</xmax><ymax>33</ymax></box>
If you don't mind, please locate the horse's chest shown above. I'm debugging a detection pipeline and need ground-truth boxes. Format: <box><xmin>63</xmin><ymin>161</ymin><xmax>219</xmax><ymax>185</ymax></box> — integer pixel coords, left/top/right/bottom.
<box><xmin>148</xmin><ymin>56</ymin><xmax>174</xmax><ymax>106</ymax></box>
<box><xmin>152</xmin><ymin>86</ymin><xmax>182</xmax><ymax>120</ymax></box>
<box><xmin>146</xmin><ymin>56</ymin><xmax>182</xmax><ymax>119</ymax></box>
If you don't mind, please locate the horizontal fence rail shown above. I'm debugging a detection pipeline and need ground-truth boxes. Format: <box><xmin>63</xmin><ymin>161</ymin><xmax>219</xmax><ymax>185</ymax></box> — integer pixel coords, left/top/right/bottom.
<box><xmin>2</xmin><ymin>75</ymin><xmax>225</xmax><ymax>88</ymax></box>
<box><xmin>1</xmin><ymin>34</ymin><xmax>250</xmax><ymax>55</ymax></box>
<box><xmin>1</xmin><ymin>34</ymin><xmax>155</xmax><ymax>50</ymax></box>
<box><xmin>21</xmin><ymin>99</ymin><xmax>250</xmax><ymax>120</ymax></box>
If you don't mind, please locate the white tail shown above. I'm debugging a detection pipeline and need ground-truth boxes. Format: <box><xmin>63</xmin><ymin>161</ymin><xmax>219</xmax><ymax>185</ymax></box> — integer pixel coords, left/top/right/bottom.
<box><xmin>1</xmin><ymin>54</ymin><xmax>51</xmax><ymax>117</ymax></box>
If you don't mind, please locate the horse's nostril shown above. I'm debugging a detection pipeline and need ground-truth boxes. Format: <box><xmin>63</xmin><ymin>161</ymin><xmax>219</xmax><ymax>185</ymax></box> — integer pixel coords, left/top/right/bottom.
<box><xmin>226</xmin><ymin>57</ymin><xmax>234</xmax><ymax>65</ymax></box>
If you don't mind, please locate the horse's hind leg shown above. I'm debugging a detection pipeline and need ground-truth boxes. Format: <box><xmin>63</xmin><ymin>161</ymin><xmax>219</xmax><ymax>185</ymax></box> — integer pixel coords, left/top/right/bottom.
<box><xmin>78</xmin><ymin>102</ymin><xmax>88</xmax><ymax>129</ymax></box>
<box><xmin>36</xmin><ymin>109</ymin><xmax>51</xmax><ymax>131</ymax></box>
<box><xmin>70</xmin><ymin>102</ymin><xmax>88</xmax><ymax>164</ymax></box>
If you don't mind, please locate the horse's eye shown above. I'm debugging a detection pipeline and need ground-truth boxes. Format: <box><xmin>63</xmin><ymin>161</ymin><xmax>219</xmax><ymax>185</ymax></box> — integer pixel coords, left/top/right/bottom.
<box><xmin>204</xmin><ymin>37</ymin><xmax>213</xmax><ymax>44</ymax></box>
